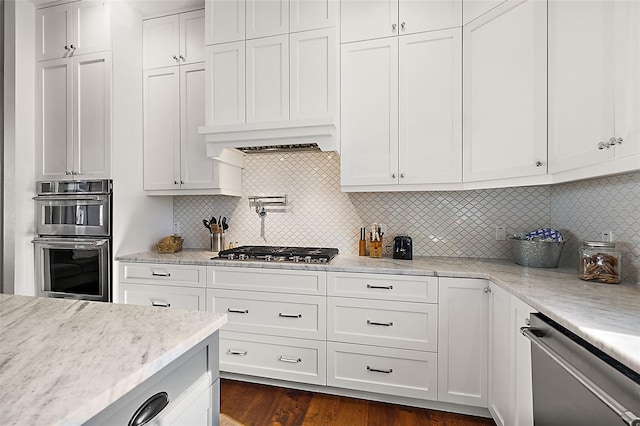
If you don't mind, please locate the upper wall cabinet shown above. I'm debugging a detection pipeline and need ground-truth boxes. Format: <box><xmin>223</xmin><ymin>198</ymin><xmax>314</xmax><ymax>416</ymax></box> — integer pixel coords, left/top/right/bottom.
<box><xmin>341</xmin><ymin>0</ymin><xmax>462</xmax><ymax>43</ymax></box>
<box><xmin>291</xmin><ymin>0</ymin><xmax>337</xmax><ymax>32</ymax></box>
<box><xmin>246</xmin><ymin>0</ymin><xmax>289</xmax><ymax>39</ymax></box>
<box><xmin>463</xmin><ymin>0</ymin><xmax>547</xmax><ymax>183</ymax></box>
<box><xmin>205</xmin><ymin>0</ymin><xmax>246</xmax><ymax>44</ymax></box>
<box><xmin>36</xmin><ymin>1</ymin><xmax>111</xmax><ymax>61</ymax></box>
<box><xmin>462</xmin><ymin>0</ymin><xmax>507</xmax><ymax>25</ymax></box>
<box><xmin>548</xmin><ymin>0</ymin><xmax>640</xmax><ymax>177</ymax></box>
<box><xmin>143</xmin><ymin>10</ymin><xmax>205</xmax><ymax>69</ymax></box>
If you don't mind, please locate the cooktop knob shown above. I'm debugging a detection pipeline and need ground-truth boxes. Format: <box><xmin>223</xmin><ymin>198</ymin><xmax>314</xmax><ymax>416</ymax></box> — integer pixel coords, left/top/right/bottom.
<box><xmin>226</xmin><ymin>254</ymin><xmax>235</xmax><ymax>260</ymax></box>
<box><xmin>265</xmin><ymin>255</ymin><xmax>272</xmax><ymax>262</ymax></box>
<box><xmin>238</xmin><ymin>254</ymin><xmax>246</xmax><ymax>260</ymax></box>
<box><xmin>291</xmin><ymin>256</ymin><xmax>300</xmax><ymax>262</ymax></box>
<box><xmin>304</xmin><ymin>256</ymin><xmax>312</xmax><ymax>263</ymax></box>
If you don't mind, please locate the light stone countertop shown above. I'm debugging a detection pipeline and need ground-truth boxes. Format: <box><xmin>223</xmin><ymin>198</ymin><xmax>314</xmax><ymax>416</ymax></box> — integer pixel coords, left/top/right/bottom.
<box><xmin>117</xmin><ymin>249</ymin><xmax>640</xmax><ymax>374</ymax></box>
<box><xmin>0</xmin><ymin>294</ymin><xmax>227</xmax><ymax>426</ymax></box>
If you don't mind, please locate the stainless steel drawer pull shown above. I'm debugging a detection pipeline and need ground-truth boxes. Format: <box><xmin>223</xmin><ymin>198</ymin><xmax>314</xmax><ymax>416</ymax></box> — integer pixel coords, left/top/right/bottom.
<box><xmin>367</xmin><ymin>320</ymin><xmax>393</xmax><ymax>327</ymax></box>
<box><xmin>151</xmin><ymin>301</ymin><xmax>171</xmax><ymax>308</ymax></box>
<box><xmin>367</xmin><ymin>284</ymin><xmax>393</xmax><ymax>290</ymax></box>
<box><xmin>522</xmin><ymin>327</ymin><xmax>640</xmax><ymax>426</ymax></box>
<box><xmin>227</xmin><ymin>349</ymin><xmax>248</xmax><ymax>356</ymax></box>
<box><xmin>278</xmin><ymin>313</ymin><xmax>302</xmax><ymax>319</ymax></box>
<box><xmin>367</xmin><ymin>366</ymin><xmax>393</xmax><ymax>374</ymax></box>
<box><xmin>278</xmin><ymin>356</ymin><xmax>302</xmax><ymax>363</ymax></box>
<box><xmin>227</xmin><ymin>308</ymin><xmax>249</xmax><ymax>314</ymax></box>
<box><xmin>151</xmin><ymin>271</ymin><xmax>170</xmax><ymax>277</ymax></box>
<box><xmin>128</xmin><ymin>391</ymin><xmax>169</xmax><ymax>426</ymax></box>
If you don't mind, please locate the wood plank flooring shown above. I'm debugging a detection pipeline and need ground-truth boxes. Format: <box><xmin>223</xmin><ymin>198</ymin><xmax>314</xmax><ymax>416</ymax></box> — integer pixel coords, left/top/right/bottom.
<box><xmin>220</xmin><ymin>379</ymin><xmax>496</xmax><ymax>426</ymax></box>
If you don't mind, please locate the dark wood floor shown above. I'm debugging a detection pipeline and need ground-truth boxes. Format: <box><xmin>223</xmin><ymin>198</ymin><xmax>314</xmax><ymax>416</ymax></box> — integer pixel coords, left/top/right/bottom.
<box><xmin>220</xmin><ymin>379</ymin><xmax>496</xmax><ymax>426</ymax></box>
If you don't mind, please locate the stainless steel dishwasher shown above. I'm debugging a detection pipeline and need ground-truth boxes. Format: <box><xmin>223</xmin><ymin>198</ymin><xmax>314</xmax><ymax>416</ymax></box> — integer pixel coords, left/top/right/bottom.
<box><xmin>522</xmin><ymin>313</ymin><xmax>640</xmax><ymax>426</ymax></box>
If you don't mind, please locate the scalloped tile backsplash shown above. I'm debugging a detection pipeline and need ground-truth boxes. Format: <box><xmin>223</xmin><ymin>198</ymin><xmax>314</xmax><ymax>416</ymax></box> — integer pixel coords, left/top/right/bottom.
<box><xmin>174</xmin><ymin>152</ymin><xmax>639</xmax><ymax>283</ymax></box>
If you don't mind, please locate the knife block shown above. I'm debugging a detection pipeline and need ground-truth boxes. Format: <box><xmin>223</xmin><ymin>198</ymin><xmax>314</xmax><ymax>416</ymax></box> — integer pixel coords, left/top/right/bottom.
<box><xmin>369</xmin><ymin>239</ymin><xmax>383</xmax><ymax>258</ymax></box>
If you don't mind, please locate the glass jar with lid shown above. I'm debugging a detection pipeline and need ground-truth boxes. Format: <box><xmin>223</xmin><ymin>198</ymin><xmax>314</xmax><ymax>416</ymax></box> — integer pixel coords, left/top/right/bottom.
<box><xmin>578</xmin><ymin>241</ymin><xmax>621</xmax><ymax>284</ymax></box>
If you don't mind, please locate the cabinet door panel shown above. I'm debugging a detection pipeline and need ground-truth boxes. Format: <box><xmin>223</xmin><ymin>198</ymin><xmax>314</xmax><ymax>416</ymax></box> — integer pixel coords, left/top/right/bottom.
<box><xmin>143</xmin><ymin>14</ymin><xmax>180</xmax><ymax>69</ymax></box>
<box><xmin>72</xmin><ymin>1</ymin><xmax>111</xmax><ymax>56</ymax></box>
<box><xmin>548</xmin><ymin>0</ymin><xmax>615</xmax><ymax>173</ymax></box>
<box><xmin>340</xmin><ymin>38</ymin><xmax>398</xmax><ymax>186</ymax></box>
<box><xmin>400</xmin><ymin>0</ymin><xmax>461</xmax><ymax>34</ymax></box>
<box><xmin>120</xmin><ymin>283</ymin><xmax>206</xmax><ymax>311</ymax></box>
<box><xmin>205</xmin><ymin>0</ymin><xmax>245</xmax><ymax>45</ymax></box>
<box><xmin>463</xmin><ymin>0</ymin><xmax>547</xmax><ymax>182</ymax></box>
<box><xmin>290</xmin><ymin>28</ymin><xmax>337</xmax><ymax>120</ymax></box>
<box><xmin>488</xmin><ymin>283</ymin><xmax>511</xmax><ymax>426</ymax></box>
<box><xmin>74</xmin><ymin>52</ymin><xmax>112</xmax><ymax>179</ymax></box>
<box><xmin>290</xmin><ymin>0</ymin><xmax>337</xmax><ymax>32</ymax></box>
<box><xmin>399</xmin><ymin>29</ymin><xmax>461</xmax><ymax>184</ymax></box>
<box><xmin>246</xmin><ymin>35</ymin><xmax>289</xmax><ymax>122</ymax></box>
<box><xmin>463</xmin><ymin>0</ymin><xmax>507</xmax><ymax>25</ymax></box>
<box><xmin>143</xmin><ymin>67</ymin><xmax>180</xmax><ymax>190</ymax></box>
<box><xmin>180</xmin><ymin>9</ymin><xmax>205</xmax><ymax>64</ymax></box>
<box><xmin>181</xmin><ymin>64</ymin><xmax>217</xmax><ymax>189</ymax></box>
<box><xmin>37</xmin><ymin>4</ymin><xmax>72</xmax><ymax>61</ymax></box>
<box><xmin>205</xmin><ymin>42</ymin><xmax>246</xmax><ymax>126</ymax></box>
<box><xmin>246</xmin><ymin>0</ymin><xmax>289</xmax><ymax>39</ymax></box>
<box><xmin>510</xmin><ymin>296</ymin><xmax>536</xmax><ymax>426</ymax></box>
<box><xmin>37</xmin><ymin>59</ymin><xmax>73</xmax><ymax>180</ymax></box>
<box><xmin>340</xmin><ymin>0</ymin><xmax>399</xmax><ymax>43</ymax></box>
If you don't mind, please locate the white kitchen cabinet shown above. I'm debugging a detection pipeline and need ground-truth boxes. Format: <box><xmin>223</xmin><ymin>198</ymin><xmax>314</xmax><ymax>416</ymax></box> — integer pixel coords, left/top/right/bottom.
<box><xmin>120</xmin><ymin>283</ymin><xmax>207</xmax><ymax>311</ymax></box>
<box><xmin>204</xmin><ymin>41</ymin><xmax>246</xmax><ymax>126</ymax></box>
<box><xmin>510</xmin><ymin>294</ymin><xmax>535</xmax><ymax>426</ymax></box>
<box><xmin>463</xmin><ymin>0</ymin><xmax>547</xmax><ymax>183</ymax></box>
<box><xmin>341</xmin><ymin>0</ymin><xmax>461</xmax><ymax>43</ymax></box>
<box><xmin>548</xmin><ymin>0</ymin><xmax>640</xmax><ymax>176</ymax></box>
<box><xmin>144</xmin><ymin>63</ymin><xmax>243</xmax><ymax>194</ymax></box>
<box><xmin>290</xmin><ymin>0</ymin><xmax>337</xmax><ymax>32</ymax></box>
<box><xmin>246</xmin><ymin>0</ymin><xmax>289</xmax><ymax>39</ymax></box>
<box><xmin>462</xmin><ymin>0</ymin><xmax>507</xmax><ymax>25</ymax></box>
<box><xmin>205</xmin><ymin>0</ymin><xmax>246</xmax><ymax>45</ymax></box>
<box><xmin>341</xmin><ymin>28</ymin><xmax>462</xmax><ymax>188</ymax></box>
<box><xmin>438</xmin><ymin>277</ymin><xmax>488</xmax><ymax>407</ymax></box>
<box><xmin>36</xmin><ymin>52</ymin><xmax>112</xmax><ymax>180</ymax></box>
<box><xmin>143</xmin><ymin>10</ymin><xmax>204</xmax><ymax>70</ymax></box>
<box><xmin>36</xmin><ymin>1</ymin><xmax>111</xmax><ymax>61</ymax></box>
<box><xmin>246</xmin><ymin>35</ymin><xmax>290</xmax><ymax>123</ymax></box>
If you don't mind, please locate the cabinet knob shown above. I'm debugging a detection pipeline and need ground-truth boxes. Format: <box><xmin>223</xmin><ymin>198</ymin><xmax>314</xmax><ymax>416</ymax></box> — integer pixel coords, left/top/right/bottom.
<box><xmin>179</xmin><ymin>54</ymin><xmax>185</xmax><ymax>61</ymax></box>
<box><xmin>65</xmin><ymin>171</ymin><xmax>71</xmax><ymax>175</ymax></box>
<box><xmin>535</xmin><ymin>161</ymin><xmax>543</xmax><ymax>167</ymax></box>
<box><xmin>70</xmin><ymin>44</ymin><xmax>75</xmax><ymax>50</ymax></box>
<box><xmin>172</xmin><ymin>55</ymin><xmax>178</xmax><ymax>61</ymax></box>
<box><xmin>392</xmin><ymin>23</ymin><xmax>397</xmax><ymax>32</ymax></box>
<box><xmin>401</xmin><ymin>22</ymin><xmax>406</xmax><ymax>31</ymax></box>
<box><xmin>174</xmin><ymin>180</ymin><xmax>178</xmax><ymax>185</ymax></box>
<box><xmin>616</xmin><ymin>137</ymin><xmax>623</xmax><ymax>145</ymax></box>
<box><xmin>400</xmin><ymin>173</ymin><xmax>405</xmax><ymax>178</ymax></box>
<box><xmin>484</xmin><ymin>286</ymin><xmax>492</xmax><ymax>293</ymax></box>
<box><xmin>64</xmin><ymin>45</ymin><xmax>70</xmax><ymax>51</ymax></box>
<box><xmin>392</xmin><ymin>173</ymin><xmax>397</xmax><ymax>178</ymax></box>
<box><xmin>597</xmin><ymin>141</ymin><xmax>611</xmax><ymax>150</ymax></box>
<box><xmin>180</xmin><ymin>180</ymin><xmax>184</xmax><ymax>185</ymax></box>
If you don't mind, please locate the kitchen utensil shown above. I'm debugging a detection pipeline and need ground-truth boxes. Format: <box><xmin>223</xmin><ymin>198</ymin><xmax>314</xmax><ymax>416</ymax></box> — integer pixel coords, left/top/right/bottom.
<box><xmin>203</xmin><ymin>219</ymin><xmax>212</xmax><ymax>233</ymax></box>
<box><xmin>221</xmin><ymin>217</ymin><xmax>228</xmax><ymax>231</ymax></box>
<box><xmin>393</xmin><ymin>236</ymin><xmax>413</xmax><ymax>260</ymax></box>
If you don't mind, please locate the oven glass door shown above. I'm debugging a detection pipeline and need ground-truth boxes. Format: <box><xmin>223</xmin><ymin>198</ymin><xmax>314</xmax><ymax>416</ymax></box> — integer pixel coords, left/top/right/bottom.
<box><xmin>34</xmin><ymin>237</ymin><xmax>110</xmax><ymax>302</ymax></box>
<box><xmin>35</xmin><ymin>195</ymin><xmax>110</xmax><ymax>236</ymax></box>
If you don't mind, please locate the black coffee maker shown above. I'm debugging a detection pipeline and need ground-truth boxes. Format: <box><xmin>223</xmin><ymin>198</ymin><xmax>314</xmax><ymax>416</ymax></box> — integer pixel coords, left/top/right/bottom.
<box><xmin>393</xmin><ymin>236</ymin><xmax>413</xmax><ymax>260</ymax></box>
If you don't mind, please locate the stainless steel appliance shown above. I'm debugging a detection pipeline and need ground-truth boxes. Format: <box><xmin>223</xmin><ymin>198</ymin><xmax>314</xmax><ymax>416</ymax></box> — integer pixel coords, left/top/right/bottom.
<box><xmin>522</xmin><ymin>313</ymin><xmax>640</xmax><ymax>426</ymax></box>
<box><xmin>33</xmin><ymin>180</ymin><xmax>112</xmax><ymax>302</ymax></box>
<box><xmin>393</xmin><ymin>236</ymin><xmax>413</xmax><ymax>260</ymax></box>
<box><xmin>216</xmin><ymin>246</ymin><xmax>339</xmax><ymax>263</ymax></box>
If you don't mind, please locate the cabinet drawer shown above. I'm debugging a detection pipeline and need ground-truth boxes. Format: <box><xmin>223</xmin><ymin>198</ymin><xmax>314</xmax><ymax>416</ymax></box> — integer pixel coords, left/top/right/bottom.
<box><xmin>120</xmin><ymin>283</ymin><xmax>206</xmax><ymax>311</ymax></box>
<box><xmin>208</xmin><ymin>267</ymin><xmax>326</xmax><ymax>295</ymax></box>
<box><xmin>121</xmin><ymin>263</ymin><xmax>207</xmax><ymax>288</ymax></box>
<box><xmin>327</xmin><ymin>342</ymin><xmax>437</xmax><ymax>401</ymax></box>
<box><xmin>328</xmin><ymin>298</ymin><xmax>437</xmax><ymax>352</ymax></box>
<box><xmin>220</xmin><ymin>331</ymin><xmax>326</xmax><ymax>385</ymax></box>
<box><xmin>327</xmin><ymin>272</ymin><xmax>438</xmax><ymax>303</ymax></box>
<box><xmin>208</xmin><ymin>289</ymin><xmax>325</xmax><ymax>340</ymax></box>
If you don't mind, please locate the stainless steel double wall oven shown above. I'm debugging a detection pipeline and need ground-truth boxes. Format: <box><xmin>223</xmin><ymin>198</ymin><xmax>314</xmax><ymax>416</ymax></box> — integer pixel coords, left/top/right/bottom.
<box><xmin>33</xmin><ymin>180</ymin><xmax>112</xmax><ymax>302</ymax></box>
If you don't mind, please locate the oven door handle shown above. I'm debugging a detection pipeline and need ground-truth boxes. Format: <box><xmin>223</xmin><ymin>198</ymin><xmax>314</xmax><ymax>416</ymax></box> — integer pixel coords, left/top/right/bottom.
<box><xmin>33</xmin><ymin>195</ymin><xmax>106</xmax><ymax>201</ymax></box>
<box><xmin>521</xmin><ymin>327</ymin><xmax>640</xmax><ymax>426</ymax></box>
<box><xmin>32</xmin><ymin>238</ymin><xmax>109</xmax><ymax>247</ymax></box>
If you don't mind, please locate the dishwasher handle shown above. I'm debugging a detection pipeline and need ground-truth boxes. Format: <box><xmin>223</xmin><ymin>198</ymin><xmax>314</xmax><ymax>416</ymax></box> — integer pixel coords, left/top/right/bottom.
<box><xmin>521</xmin><ymin>327</ymin><xmax>640</xmax><ymax>426</ymax></box>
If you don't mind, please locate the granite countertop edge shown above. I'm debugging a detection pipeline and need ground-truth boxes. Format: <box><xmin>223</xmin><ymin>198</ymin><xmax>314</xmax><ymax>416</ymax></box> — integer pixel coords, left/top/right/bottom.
<box><xmin>116</xmin><ymin>250</ymin><xmax>640</xmax><ymax>375</ymax></box>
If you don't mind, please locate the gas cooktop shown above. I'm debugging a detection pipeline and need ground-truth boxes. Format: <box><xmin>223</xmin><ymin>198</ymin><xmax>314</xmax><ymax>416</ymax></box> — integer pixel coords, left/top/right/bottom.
<box><xmin>215</xmin><ymin>246</ymin><xmax>339</xmax><ymax>263</ymax></box>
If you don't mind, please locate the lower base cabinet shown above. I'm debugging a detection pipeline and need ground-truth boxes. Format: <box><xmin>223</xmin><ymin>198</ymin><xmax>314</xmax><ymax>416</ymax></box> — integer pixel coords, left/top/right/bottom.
<box><xmin>120</xmin><ymin>283</ymin><xmax>206</xmax><ymax>310</ymax></box>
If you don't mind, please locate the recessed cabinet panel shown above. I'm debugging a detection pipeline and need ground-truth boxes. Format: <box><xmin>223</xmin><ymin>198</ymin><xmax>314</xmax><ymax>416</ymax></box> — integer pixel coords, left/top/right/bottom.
<box><xmin>462</xmin><ymin>0</ymin><xmax>507</xmax><ymax>25</ymax></box>
<box><xmin>463</xmin><ymin>0</ymin><xmax>547</xmax><ymax>182</ymax></box>
<box><xmin>399</xmin><ymin>29</ymin><xmax>461</xmax><ymax>184</ymax></box>
<box><xmin>74</xmin><ymin>53</ymin><xmax>111</xmax><ymax>178</ymax></box>
<box><xmin>37</xmin><ymin>4</ymin><xmax>72</xmax><ymax>61</ymax></box>
<box><xmin>246</xmin><ymin>0</ymin><xmax>289</xmax><ymax>39</ymax></box>
<box><xmin>73</xmin><ymin>1</ymin><xmax>111</xmax><ymax>56</ymax></box>
<box><xmin>205</xmin><ymin>0</ymin><xmax>246</xmax><ymax>45</ymax></box>
<box><xmin>290</xmin><ymin>0</ymin><xmax>337</xmax><ymax>32</ymax></box>
<box><xmin>38</xmin><ymin>59</ymin><xmax>72</xmax><ymax>179</ymax></box>
<box><xmin>180</xmin><ymin>10</ymin><xmax>206</xmax><ymax>64</ymax></box>
<box><xmin>246</xmin><ymin>35</ymin><xmax>290</xmax><ymax>122</ymax></box>
<box><xmin>340</xmin><ymin>0</ymin><xmax>399</xmax><ymax>43</ymax></box>
<box><xmin>290</xmin><ymin>28</ymin><xmax>336</xmax><ymax>120</ymax></box>
<box><xmin>400</xmin><ymin>0</ymin><xmax>462</xmax><ymax>33</ymax></box>
<box><xmin>143</xmin><ymin>15</ymin><xmax>181</xmax><ymax>69</ymax></box>
<box><xmin>205</xmin><ymin>42</ymin><xmax>246</xmax><ymax>126</ymax></box>
<box><xmin>143</xmin><ymin>67</ymin><xmax>181</xmax><ymax>190</ymax></box>
<box><xmin>340</xmin><ymin>38</ymin><xmax>398</xmax><ymax>186</ymax></box>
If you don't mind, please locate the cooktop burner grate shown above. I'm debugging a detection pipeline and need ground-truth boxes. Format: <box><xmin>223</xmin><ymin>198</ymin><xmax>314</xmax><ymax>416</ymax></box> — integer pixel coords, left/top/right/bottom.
<box><xmin>215</xmin><ymin>246</ymin><xmax>339</xmax><ymax>263</ymax></box>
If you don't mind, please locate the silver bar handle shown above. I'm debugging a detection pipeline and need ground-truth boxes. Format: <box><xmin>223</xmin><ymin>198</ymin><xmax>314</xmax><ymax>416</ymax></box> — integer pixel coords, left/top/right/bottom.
<box><xmin>278</xmin><ymin>313</ymin><xmax>302</xmax><ymax>319</ymax></box>
<box><xmin>33</xmin><ymin>195</ymin><xmax>105</xmax><ymax>201</ymax></box>
<box><xmin>227</xmin><ymin>349</ymin><xmax>248</xmax><ymax>356</ymax></box>
<box><xmin>31</xmin><ymin>238</ymin><xmax>109</xmax><ymax>247</ymax></box>
<box><xmin>367</xmin><ymin>320</ymin><xmax>393</xmax><ymax>327</ymax></box>
<box><xmin>367</xmin><ymin>284</ymin><xmax>393</xmax><ymax>290</ymax></box>
<box><xmin>227</xmin><ymin>308</ymin><xmax>249</xmax><ymax>314</ymax></box>
<box><xmin>367</xmin><ymin>366</ymin><xmax>393</xmax><ymax>374</ymax></box>
<box><xmin>151</xmin><ymin>271</ymin><xmax>171</xmax><ymax>277</ymax></box>
<box><xmin>278</xmin><ymin>356</ymin><xmax>302</xmax><ymax>363</ymax></box>
<box><xmin>151</xmin><ymin>300</ymin><xmax>171</xmax><ymax>308</ymax></box>
<box><xmin>521</xmin><ymin>327</ymin><xmax>640</xmax><ymax>426</ymax></box>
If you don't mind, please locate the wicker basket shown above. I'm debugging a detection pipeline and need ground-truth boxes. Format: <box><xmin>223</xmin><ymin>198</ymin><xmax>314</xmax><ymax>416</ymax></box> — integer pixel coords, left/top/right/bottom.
<box><xmin>156</xmin><ymin>235</ymin><xmax>184</xmax><ymax>254</ymax></box>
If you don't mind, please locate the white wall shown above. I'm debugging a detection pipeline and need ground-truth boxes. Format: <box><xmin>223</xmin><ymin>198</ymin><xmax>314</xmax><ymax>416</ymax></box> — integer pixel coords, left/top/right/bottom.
<box><xmin>3</xmin><ymin>0</ymin><xmax>36</xmax><ymax>295</ymax></box>
<box><xmin>110</xmin><ymin>2</ymin><xmax>173</xmax><ymax>301</ymax></box>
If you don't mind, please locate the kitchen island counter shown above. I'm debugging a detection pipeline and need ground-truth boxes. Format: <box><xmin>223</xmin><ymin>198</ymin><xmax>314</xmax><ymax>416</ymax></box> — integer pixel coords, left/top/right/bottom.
<box><xmin>117</xmin><ymin>250</ymin><xmax>640</xmax><ymax>375</ymax></box>
<box><xmin>0</xmin><ymin>294</ymin><xmax>227</xmax><ymax>425</ymax></box>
